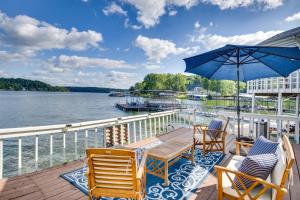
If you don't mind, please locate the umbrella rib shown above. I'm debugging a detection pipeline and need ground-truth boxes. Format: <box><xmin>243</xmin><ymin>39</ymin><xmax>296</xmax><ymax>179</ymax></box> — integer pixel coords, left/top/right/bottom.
<box><xmin>185</xmin><ymin>49</ymin><xmax>235</xmax><ymax>72</ymax></box>
<box><xmin>244</xmin><ymin>47</ymin><xmax>300</xmax><ymax>61</ymax></box>
<box><xmin>250</xmin><ymin>55</ymin><xmax>288</xmax><ymax>77</ymax></box>
<box><xmin>207</xmin><ymin>50</ymin><xmax>237</xmax><ymax>79</ymax></box>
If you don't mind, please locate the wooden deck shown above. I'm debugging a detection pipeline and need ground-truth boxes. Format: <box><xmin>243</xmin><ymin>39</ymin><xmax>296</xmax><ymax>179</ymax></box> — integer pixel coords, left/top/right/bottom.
<box><xmin>0</xmin><ymin>128</ymin><xmax>299</xmax><ymax>200</ymax></box>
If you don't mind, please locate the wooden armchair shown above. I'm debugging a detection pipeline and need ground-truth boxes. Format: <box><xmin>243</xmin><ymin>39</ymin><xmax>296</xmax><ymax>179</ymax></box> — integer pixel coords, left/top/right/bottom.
<box><xmin>215</xmin><ymin>135</ymin><xmax>295</xmax><ymax>200</ymax></box>
<box><xmin>193</xmin><ymin>117</ymin><xmax>229</xmax><ymax>156</ymax></box>
<box><xmin>86</xmin><ymin>148</ymin><xmax>147</xmax><ymax>200</ymax></box>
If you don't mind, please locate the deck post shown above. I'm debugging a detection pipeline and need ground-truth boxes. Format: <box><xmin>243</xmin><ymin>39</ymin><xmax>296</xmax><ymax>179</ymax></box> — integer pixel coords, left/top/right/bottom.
<box><xmin>63</xmin><ymin>132</ymin><xmax>66</xmax><ymax>149</ymax></box>
<box><xmin>0</xmin><ymin>139</ymin><xmax>3</xmax><ymax>179</ymax></box>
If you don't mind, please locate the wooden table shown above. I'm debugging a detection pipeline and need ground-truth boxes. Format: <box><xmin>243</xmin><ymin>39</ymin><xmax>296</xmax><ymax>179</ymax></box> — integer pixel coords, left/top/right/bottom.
<box><xmin>146</xmin><ymin>140</ymin><xmax>194</xmax><ymax>186</ymax></box>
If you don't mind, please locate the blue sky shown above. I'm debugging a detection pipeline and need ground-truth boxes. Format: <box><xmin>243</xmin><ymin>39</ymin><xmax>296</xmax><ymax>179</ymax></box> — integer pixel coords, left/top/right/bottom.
<box><xmin>0</xmin><ymin>0</ymin><xmax>299</xmax><ymax>88</ymax></box>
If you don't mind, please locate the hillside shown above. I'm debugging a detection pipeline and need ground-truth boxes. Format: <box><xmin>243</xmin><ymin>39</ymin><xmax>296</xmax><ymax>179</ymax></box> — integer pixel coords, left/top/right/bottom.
<box><xmin>0</xmin><ymin>78</ymin><xmax>67</xmax><ymax>92</ymax></box>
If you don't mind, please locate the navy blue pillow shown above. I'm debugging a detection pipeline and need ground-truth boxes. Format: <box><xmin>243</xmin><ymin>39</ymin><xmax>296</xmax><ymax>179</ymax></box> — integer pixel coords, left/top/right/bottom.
<box><xmin>248</xmin><ymin>136</ymin><xmax>279</xmax><ymax>156</ymax></box>
<box><xmin>207</xmin><ymin>120</ymin><xmax>223</xmax><ymax>138</ymax></box>
<box><xmin>233</xmin><ymin>153</ymin><xmax>278</xmax><ymax>190</ymax></box>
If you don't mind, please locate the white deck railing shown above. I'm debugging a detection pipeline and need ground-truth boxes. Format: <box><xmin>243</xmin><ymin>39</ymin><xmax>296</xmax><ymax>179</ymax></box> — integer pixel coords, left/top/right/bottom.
<box><xmin>219</xmin><ymin>111</ymin><xmax>300</xmax><ymax>144</ymax></box>
<box><xmin>0</xmin><ymin>110</ymin><xmax>195</xmax><ymax>179</ymax></box>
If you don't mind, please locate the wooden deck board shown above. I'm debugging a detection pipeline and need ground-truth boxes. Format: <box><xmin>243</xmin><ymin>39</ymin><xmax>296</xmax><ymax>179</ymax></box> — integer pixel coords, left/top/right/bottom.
<box><xmin>0</xmin><ymin>128</ymin><xmax>299</xmax><ymax>200</ymax></box>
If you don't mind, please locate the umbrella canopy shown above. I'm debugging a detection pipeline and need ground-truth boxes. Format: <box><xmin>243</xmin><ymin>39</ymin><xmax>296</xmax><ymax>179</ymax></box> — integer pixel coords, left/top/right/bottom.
<box><xmin>184</xmin><ymin>44</ymin><xmax>300</xmax><ymax>140</ymax></box>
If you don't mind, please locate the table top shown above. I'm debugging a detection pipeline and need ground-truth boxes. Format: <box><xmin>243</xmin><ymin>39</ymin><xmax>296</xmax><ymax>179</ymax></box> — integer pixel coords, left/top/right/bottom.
<box><xmin>147</xmin><ymin>139</ymin><xmax>193</xmax><ymax>161</ymax></box>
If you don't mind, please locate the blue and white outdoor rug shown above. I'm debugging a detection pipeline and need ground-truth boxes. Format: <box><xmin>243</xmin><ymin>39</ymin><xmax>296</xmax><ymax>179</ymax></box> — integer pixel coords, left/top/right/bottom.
<box><xmin>61</xmin><ymin>148</ymin><xmax>224</xmax><ymax>200</ymax></box>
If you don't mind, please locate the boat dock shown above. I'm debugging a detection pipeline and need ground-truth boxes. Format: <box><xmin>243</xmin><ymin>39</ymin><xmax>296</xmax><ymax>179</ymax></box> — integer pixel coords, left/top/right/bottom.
<box><xmin>116</xmin><ymin>102</ymin><xmax>185</xmax><ymax>111</ymax></box>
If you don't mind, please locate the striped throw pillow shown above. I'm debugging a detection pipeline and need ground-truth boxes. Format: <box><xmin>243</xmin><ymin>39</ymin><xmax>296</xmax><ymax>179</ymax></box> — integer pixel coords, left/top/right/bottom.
<box><xmin>248</xmin><ymin>136</ymin><xmax>279</xmax><ymax>156</ymax></box>
<box><xmin>233</xmin><ymin>153</ymin><xmax>278</xmax><ymax>190</ymax></box>
<box><xmin>207</xmin><ymin>120</ymin><xmax>223</xmax><ymax>138</ymax></box>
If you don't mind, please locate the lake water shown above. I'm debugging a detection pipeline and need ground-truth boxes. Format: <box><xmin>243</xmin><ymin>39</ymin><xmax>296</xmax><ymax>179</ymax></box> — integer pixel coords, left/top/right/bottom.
<box><xmin>0</xmin><ymin>91</ymin><xmax>210</xmax><ymax>178</ymax></box>
<box><xmin>0</xmin><ymin>91</ymin><xmax>129</xmax><ymax>129</ymax></box>
<box><xmin>0</xmin><ymin>91</ymin><xmax>135</xmax><ymax>177</ymax></box>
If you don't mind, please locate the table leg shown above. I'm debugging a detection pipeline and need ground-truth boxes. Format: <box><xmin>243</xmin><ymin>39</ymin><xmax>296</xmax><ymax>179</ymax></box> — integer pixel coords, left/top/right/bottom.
<box><xmin>163</xmin><ymin>160</ymin><xmax>169</xmax><ymax>186</ymax></box>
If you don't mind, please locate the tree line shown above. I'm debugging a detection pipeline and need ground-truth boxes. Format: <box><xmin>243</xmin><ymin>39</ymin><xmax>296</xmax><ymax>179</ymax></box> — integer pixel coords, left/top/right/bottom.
<box><xmin>0</xmin><ymin>78</ymin><xmax>68</xmax><ymax>92</ymax></box>
<box><xmin>130</xmin><ymin>73</ymin><xmax>246</xmax><ymax>96</ymax></box>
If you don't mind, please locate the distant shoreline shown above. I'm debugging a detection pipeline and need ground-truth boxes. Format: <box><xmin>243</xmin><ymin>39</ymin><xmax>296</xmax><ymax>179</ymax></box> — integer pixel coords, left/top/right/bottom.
<box><xmin>0</xmin><ymin>77</ymin><xmax>126</xmax><ymax>93</ymax></box>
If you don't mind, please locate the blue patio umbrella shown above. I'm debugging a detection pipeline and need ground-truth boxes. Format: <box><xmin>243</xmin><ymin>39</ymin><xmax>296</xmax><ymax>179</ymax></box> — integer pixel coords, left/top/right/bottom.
<box><xmin>184</xmin><ymin>44</ymin><xmax>300</xmax><ymax>140</ymax></box>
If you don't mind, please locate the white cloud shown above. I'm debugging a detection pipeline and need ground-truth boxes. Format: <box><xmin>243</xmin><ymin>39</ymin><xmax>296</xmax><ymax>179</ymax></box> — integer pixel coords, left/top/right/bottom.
<box><xmin>135</xmin><ymin>35</ymin><xmax>191</xmax><ymax>63</ymax></box>
<box><xmin>49</xmin><ymin>55</ymin><xmax>134</xmax><ymax>70</ymax></box>
<box><xmin>0</xmin><ymin>51</ymin><xmax>27</xmax><ymax>61</ymax></box>
<box><xmin>285</xmin><ymin>11</ymin><xmax>300</xmax><ymax>22</ymax></box>
<box><xmin>194</xmin><ymin>20</ymin><xmax>201</xmax><ymax>29</ymax></box>
<box><xmin>124</xmin><ymin>0</ymin><xmax>166</xmax><ymax>28</ymax></box>
<box><xmin>30</xmin><ymin>69</ymin><xmax>139</xmax><ymax>88</ymax></box>
<box><xmin>191</xmin><ymin>29</ymin><xmax>283</xmax><ymax>50</ymax></box>
<box><xmin>201</xmin><ymin>0</ymin><xmax>283</xmax><ymax>10</ymax></box>
<box><xmin>0</xmin><ymin>11</ymin><xmax>103</xmax><ymax>54</ymax></box>
<box><xmin>103</xmin><ymin>2</ymin><xmax>127</xmax><ymax>16</ymax></box>
<box><xmin>144</xmin><ymin>64</ymin><xmax>161</xmax><ymax>70</ymax></box>
<box><xmin>123</xmin><ymin>0</ymin><xmax>283</xmax><ymax>28</ymax></box>
<box><xmin>168</xmin><ymin>10</ymin><xmax>178</xmax><ymax>16</ymax></box>
<box><xmin>124</xmin><ymin>18</ymin><xmax>142</xmax><ymax>30</ymax></box>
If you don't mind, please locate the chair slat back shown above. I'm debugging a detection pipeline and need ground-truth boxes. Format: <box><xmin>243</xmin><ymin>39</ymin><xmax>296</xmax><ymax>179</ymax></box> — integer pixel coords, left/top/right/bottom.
<box><xmin>86</xmin><ymin>148</ymin><xmax>138</xmax><ymax>192</ymax></box>
<box><xmin>280</xmin><ymin>135</ymin><xmax>295</xmax><ymax>187</ymax></box>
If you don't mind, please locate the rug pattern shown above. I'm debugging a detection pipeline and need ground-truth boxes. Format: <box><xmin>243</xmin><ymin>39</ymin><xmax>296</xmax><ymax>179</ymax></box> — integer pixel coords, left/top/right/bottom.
<box><xmin>61</xmin><ymin>148</ymin><xmax>224</xmax><ymax>200</ymax></box>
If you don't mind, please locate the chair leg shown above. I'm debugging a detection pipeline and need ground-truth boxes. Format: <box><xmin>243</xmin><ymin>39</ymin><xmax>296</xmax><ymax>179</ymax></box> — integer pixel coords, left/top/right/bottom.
<box><xmin>88</xmin><ymin>193</ymin><xmax>92</xmax><ymax>200</ymax></box>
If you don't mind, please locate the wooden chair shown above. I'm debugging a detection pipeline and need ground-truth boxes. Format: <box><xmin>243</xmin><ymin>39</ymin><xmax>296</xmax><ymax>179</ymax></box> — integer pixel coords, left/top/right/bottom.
<box><xmin>86</xmin><ymin>148</ymin><xmax>147</xmax><ymax>200</ymax></box>
<box><xmin>215</xmin><ymin>135</ymin><xmax>295</xmax><ymax>200</ymax></box>
<box><xmin>193</xmin><ymin>117</ymin><xmax>229</xmax><ymax>156</ymax></box>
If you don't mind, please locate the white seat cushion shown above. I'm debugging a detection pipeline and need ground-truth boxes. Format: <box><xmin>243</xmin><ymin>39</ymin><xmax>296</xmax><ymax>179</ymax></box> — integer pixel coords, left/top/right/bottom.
<box><xmin>271</xmin><ymin>139</ymin><xmax>286</xmax><ymax>200</ymax></box>
<box><xmin>222</xmin><ymin>155</ymin><xmax>272</xmax><ymax>200</ymax></box>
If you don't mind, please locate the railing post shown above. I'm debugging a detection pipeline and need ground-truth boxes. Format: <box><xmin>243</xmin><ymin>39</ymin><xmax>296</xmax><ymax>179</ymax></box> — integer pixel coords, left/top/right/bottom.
<box><xmin>50</xmin><ymin>134</ymin><xmax>53</xmax><ymax>155</ymax></box>
<box><xmin>18</xmin><ymin>138</ymin><xmax>22</xmax><ymax>174</ymax></box>
<box><xmin>121</xmin><ymin>124</ymin><xmax>124</xmax><ymax>146</ymax></box>
<box><xmin>154</xmin><ymin>118</ymin><xmax>157</xmax><ymax>136</ymax></box>
<box><xmin>162</xmin><ymin>116</ymin><xmax>165</xmax><ymax>133</ymax></box>
<box><xmin>149</xmin><ymin>118</ymin><xmax>152</xmax><ymax>137</ymax></box>
<box><xmin>85</xmin><ymin>129</ymin><xmax>88</xmax><ymax>148</ymax></box>
<box><xmin>0</xmin><ymin>139</ymin><xmax>3</xmax><ymax>179</ymax></box>
<box><xmin>128</xmin><ymin>123</ymin><xmax>131</xmax><ymax>144</ymax></box>
<box><xmin>95</xmin><ymin>128</ymin><xmax>98</xmax><ymax>147</ymax></box>
<box><xmin>158</xmin><ymin>117</ymin><xmax>161</xmax><ymax>135</ymax></box>
<box><xmin>35</xmin><ymin>136</ymin><xmax>39</xmax><ymax>164</ymax></box>
<box><xmin>144</xmin><ymin>119</ymin><xmax>147</xmax><ymax>138</ymax></box>
<box><xmin>133</xmin><ymin>122</ymin><xmax>137</xmax><ymax>143</ymax></box>
<box><xmin>139</xmin><ymin>121</ymin><xmax>142</xmax><ymax>140</ymax></box>
<box><xmin>63</xmin><ymin>132</ymin><xmax>66</xmax><ymax>149</ymax></box>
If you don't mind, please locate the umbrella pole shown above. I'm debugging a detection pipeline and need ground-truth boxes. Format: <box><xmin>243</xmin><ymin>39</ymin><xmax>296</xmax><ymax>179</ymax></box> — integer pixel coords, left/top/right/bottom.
<box><xmin>237</xmin><ymin>48</ymin><xmax>240</xmax><ymax>141</ymax></box>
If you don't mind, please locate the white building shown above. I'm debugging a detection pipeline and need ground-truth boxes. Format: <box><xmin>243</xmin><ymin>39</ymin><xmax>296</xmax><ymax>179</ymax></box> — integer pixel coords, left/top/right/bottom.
<box><xmin>246</xmin><ymin>27</ymin><xmax>300</xmax><ymax>116</ymax></box>
<box><xmin>247</xmin><ymin>27</ymin><xmax>300</xmax><ymax>95</ymax></box>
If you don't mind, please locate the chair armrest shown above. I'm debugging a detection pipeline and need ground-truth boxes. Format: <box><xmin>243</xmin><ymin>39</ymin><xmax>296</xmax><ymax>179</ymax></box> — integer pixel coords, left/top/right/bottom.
<box><xmin>137</xmin><ymin>152</ymin><xmax>148</xmax><ymax>180</ymax></box>
<box><xmin>214</xmin><ymin>165</ymin><xmax>287</xmax><ymax>193</ymax></box>
<box><xmin>235</xmin><ymin>141</ymin><xmax>253</xmax><ymax>155</ymax></box>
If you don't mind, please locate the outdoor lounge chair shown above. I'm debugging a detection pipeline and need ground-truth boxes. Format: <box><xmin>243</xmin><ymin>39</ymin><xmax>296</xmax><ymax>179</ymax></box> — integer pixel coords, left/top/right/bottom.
<box><xmin>215</xmin><ymin>135</ymin><xmax>295</xmax><ymax>200</ymax></box>
<box><xmin>86</xmin><ymin>148</ymin><xmax>147</xmax><ymax>200</ymax></box>
<box><xmin>193</xmin><ymin>117</ymin><xmax>229</xmax><ymax>156</ymax></box>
